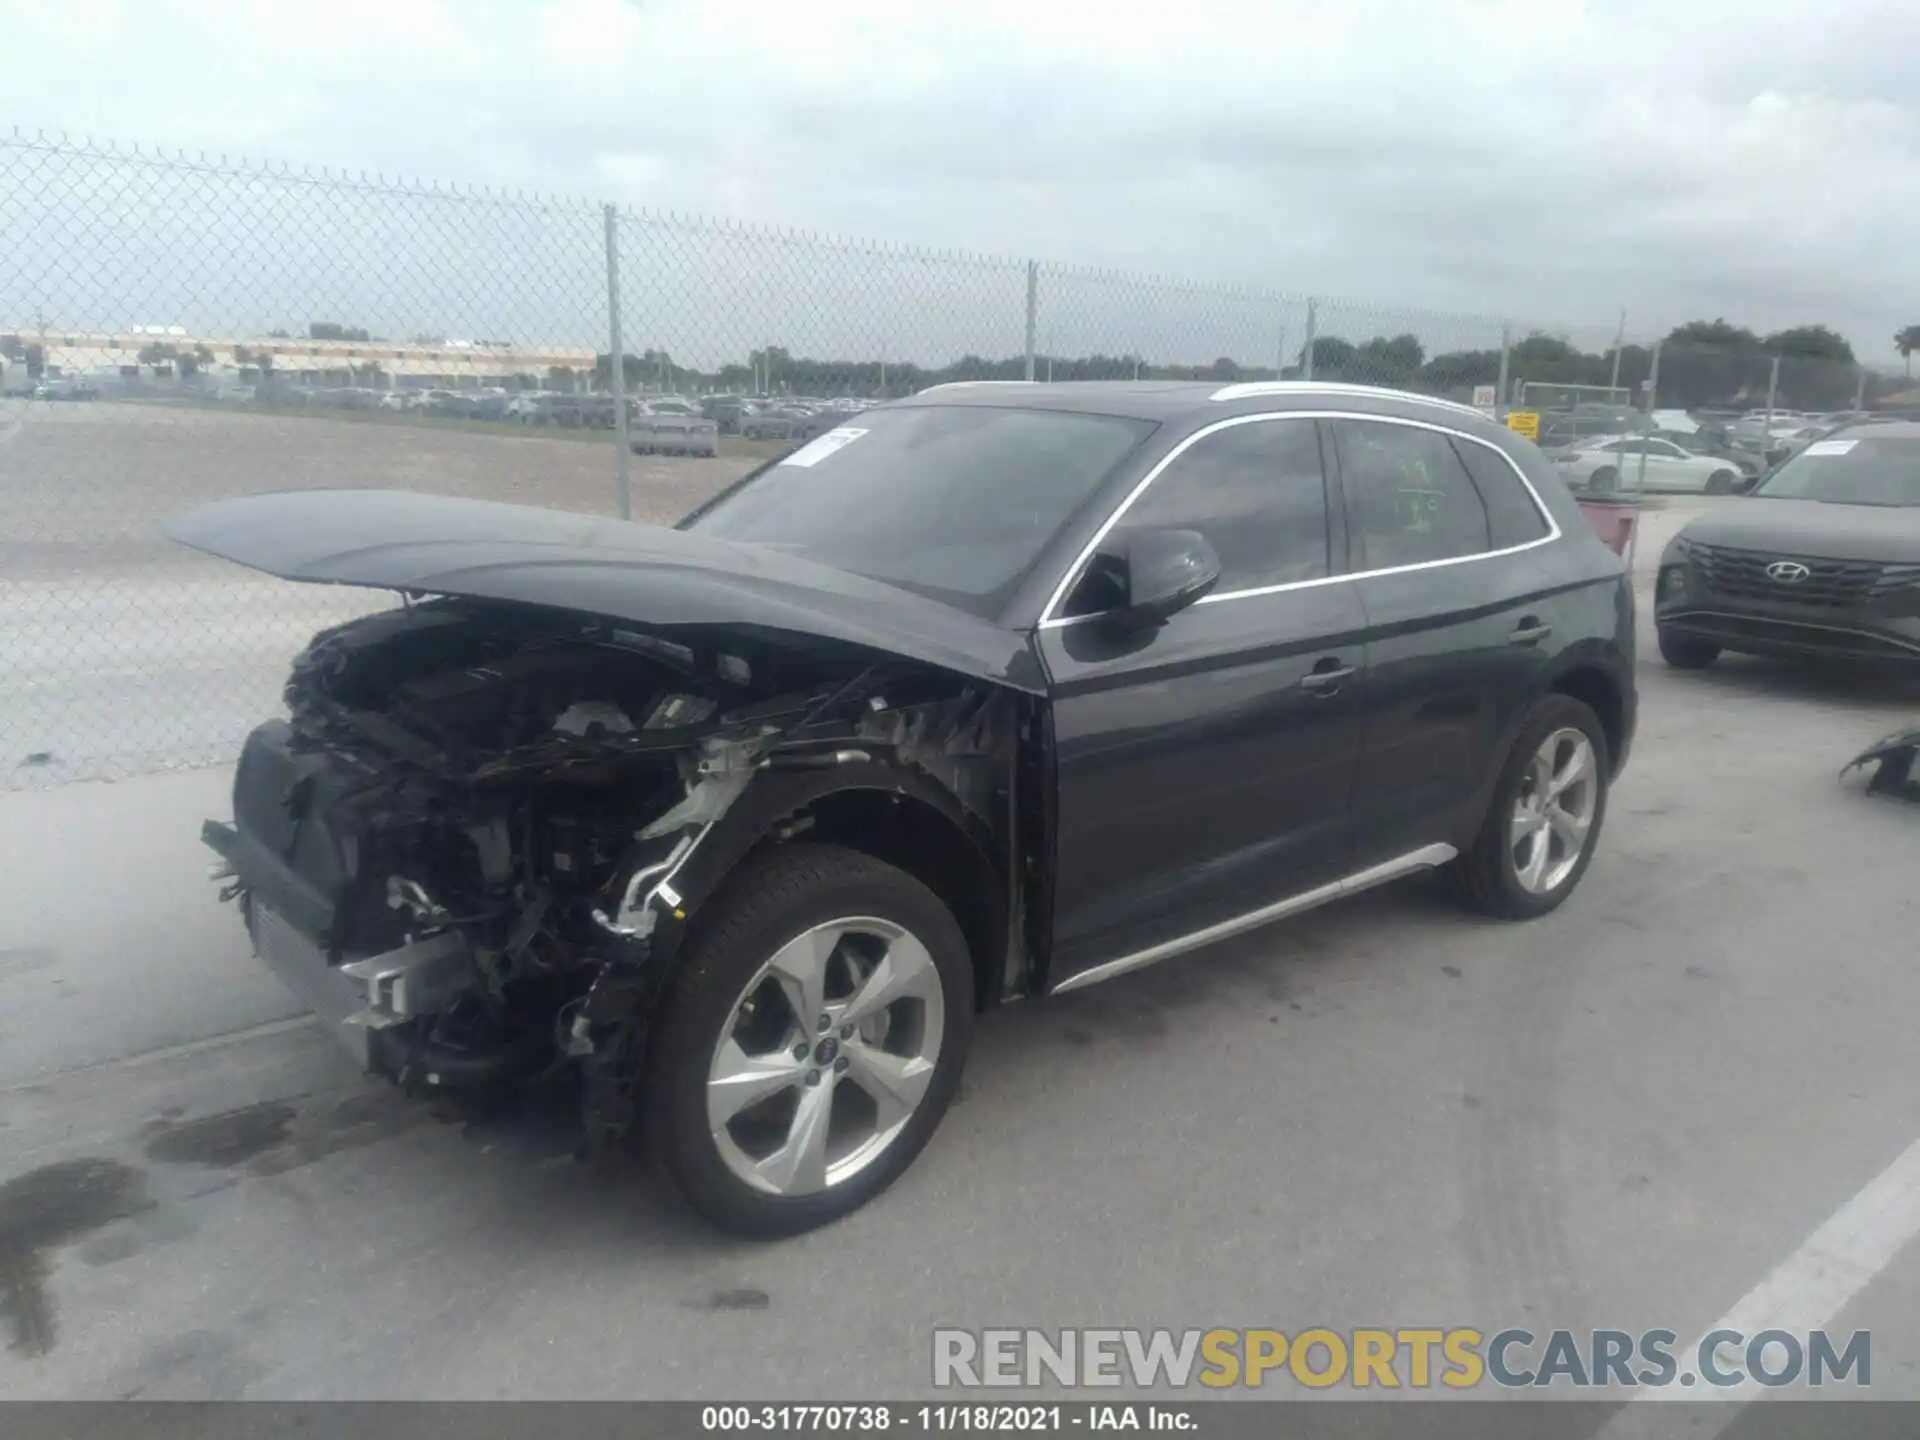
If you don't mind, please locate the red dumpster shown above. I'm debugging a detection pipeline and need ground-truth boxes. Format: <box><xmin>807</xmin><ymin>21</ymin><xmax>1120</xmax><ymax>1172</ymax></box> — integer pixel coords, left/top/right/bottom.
<box><xmin>1577</xmin><ymin>500</ymin><xmax>1639</xmax><ymax>563</ymax></box>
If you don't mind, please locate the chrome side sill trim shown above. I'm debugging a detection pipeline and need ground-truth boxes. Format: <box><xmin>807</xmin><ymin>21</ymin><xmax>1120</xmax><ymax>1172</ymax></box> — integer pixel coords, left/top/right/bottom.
<box><xmin>1048</xmin><ymin>843</ymin><xmax>1458</xmax><ymax>996</ymax></box>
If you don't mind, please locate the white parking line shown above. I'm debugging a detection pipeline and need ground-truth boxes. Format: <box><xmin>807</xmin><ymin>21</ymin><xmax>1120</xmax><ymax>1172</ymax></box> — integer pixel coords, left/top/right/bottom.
<box><xmin>1598</xmin><ymin>1133</ymin><xmax>1920</xmax><ymax>1436</ymax></box>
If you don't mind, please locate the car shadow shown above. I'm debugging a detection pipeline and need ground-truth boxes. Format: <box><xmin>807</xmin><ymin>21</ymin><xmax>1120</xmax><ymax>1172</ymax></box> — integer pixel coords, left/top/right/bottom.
<box><xmin>1658</xmin><ymin>651</ymin><xmax>1920</xmax><ymax>714</ymax></box>
<box><xmin>321</xmin><ymin>873</ymin><xmax>1495</xmax><ymax>1257</ymax></box>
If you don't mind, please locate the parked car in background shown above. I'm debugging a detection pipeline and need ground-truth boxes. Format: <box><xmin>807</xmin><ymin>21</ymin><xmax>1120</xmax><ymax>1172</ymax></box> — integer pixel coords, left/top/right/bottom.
<box><xmin>1539</xmin><ymin>404</ymin><xmax>1647</xmax><ymax>451</ymax></box>
<box><xmin>172</xmin><ymin>379</ymin><xmax>1635</xmax><ymax>1236</ymax></box>
<box><xmin>741</xmin><ymin>403</ymin><xmax>802</xmax><ymax>441</ymax></box>
<box><xmin>520</xmin><ymin>393</ymin><xmax>587</xmax><ymax>427</ymax></box>
<box><xmin>1655</xmin><ymin>421</ymin><xmax>1920</xmax><ymax>670</ymax></box>
<box><xmin>378</xmin><ymin>392</ymin><xmax>410</xmax><ymax>412</ymax></box>
<box><xmin>32</xmin><ymin>378</ymin><xmax>103</xmax><ymax>401</ymax></box>
<box><xmin>631</xmin><ymin>400</ymin><xmax>720</xmax><ymax>457</ymax></box>
<box><xmin>1662</xmin><ymin>427</ymin><xmax>1764</xmax><ymax>479</ymax></box>
<box><xmin>1553</xmin><ymin>435</ymin><xmax>1747</xmax><ymax>495</ymax></box>
<box><xmin>702</xmin><ymin>395</ymin><xmax>750</xmax><ymax>434</ymax></box>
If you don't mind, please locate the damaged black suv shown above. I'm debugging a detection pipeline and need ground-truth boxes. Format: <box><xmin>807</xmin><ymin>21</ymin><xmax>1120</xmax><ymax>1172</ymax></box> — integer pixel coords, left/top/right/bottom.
<box><xmin>172</xmin><ymin>380</ymin><xmax>1636</xmax><ymax>1236</ymax></box>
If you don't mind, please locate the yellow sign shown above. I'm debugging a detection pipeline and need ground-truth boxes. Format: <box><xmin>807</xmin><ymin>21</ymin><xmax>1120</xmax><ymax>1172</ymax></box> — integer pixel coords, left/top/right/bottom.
<box><xmin>1506</xmin><ymin>410</ymin><xmax>1540</xmax><ymax>441</ymax></box>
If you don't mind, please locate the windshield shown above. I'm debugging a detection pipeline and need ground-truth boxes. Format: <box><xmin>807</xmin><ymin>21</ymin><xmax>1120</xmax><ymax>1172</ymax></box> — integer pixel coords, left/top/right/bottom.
<box><xmin>1753</xmin><ymin>435</ymin><xmax>1920</xmax><ymax>506</ymax></box>
<box><xmin>681</xmin><ymin>403</ymin><xmax>1155</xmax><ymax>616</ymax></box>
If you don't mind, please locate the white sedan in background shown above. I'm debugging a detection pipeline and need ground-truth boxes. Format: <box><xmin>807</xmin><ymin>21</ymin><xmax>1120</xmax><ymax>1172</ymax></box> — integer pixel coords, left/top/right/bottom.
<box><xmin>1551</xmin><ymin>436</ymin><xmax>1748</xmax><ymax>495</ymax></box>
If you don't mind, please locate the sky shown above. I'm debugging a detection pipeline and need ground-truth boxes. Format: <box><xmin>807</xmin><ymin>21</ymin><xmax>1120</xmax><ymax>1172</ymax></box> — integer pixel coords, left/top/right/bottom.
<box><xmin>7</xmin><ymin>0</ymin><xmax>1919</xmax><ymax>368</ymax></box>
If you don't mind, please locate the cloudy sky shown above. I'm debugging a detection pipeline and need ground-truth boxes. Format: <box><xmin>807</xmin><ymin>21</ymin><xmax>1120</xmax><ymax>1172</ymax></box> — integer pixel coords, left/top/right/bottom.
<box><xmin>9</xmin><ymin>0</ymin><xmax>1919</xmax><ymax>365</ymax></box>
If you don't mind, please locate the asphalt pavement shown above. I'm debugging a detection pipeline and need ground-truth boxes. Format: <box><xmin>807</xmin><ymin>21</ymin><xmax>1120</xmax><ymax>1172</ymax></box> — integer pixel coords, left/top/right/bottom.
<box><xmin>5</xmin><ymin>500</ymin><xmax>1920</xmax><ymax>1412</ymax></box>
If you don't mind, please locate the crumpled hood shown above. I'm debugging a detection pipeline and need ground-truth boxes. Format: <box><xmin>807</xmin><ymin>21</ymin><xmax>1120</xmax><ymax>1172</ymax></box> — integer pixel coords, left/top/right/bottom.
<box><xmin>1675</xmin><ymin>497</ymin><xmax>1920</xmax><ymax>563</ymax></box>
<box><xmin>166</xmin><ymin>489</ymin><xmax>1046</xmax><ymax>693</ymax></box>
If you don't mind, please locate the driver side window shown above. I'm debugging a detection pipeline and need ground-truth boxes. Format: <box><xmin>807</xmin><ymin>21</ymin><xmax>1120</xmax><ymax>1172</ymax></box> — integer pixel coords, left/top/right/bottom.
<box><xmin>1062</xmin><ymin>418</ymin><xmax>1331</xmax><ymax>618</ymax></box>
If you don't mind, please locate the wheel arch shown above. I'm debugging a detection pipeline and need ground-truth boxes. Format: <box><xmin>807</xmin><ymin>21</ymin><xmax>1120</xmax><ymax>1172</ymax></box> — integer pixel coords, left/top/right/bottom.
<box><xmin>653</xmin><ymin>762</ymin><xmax>1012</xmax><ymax>1017</ymax></box>
<box><xmin>1547</xmin><ymin>662</ymin><xmax>1627</xmax><ymax>776</ymax></box>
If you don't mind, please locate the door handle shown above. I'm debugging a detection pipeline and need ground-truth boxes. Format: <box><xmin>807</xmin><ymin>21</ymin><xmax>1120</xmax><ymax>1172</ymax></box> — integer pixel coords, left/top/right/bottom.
<box><xmin>1508</xmin><ymin>619</ymin><xmax>1553</xmax><ymax>646</ymax></box>
<box><xmin>1299</xmin><ymin>660</ymin><xmax>1356</xmax><ymax>695</ymax></box>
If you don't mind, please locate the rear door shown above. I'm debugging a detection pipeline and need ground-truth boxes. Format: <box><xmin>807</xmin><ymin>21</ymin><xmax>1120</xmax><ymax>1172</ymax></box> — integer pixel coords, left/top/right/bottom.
<box><xmin>1039</xmin><ymin>415</ymin><xmax>1367</xmax><ymax>987</ymax></box>
<box><xmin>1326</xmin><ymin>417</ymin><xmax>1559</xmax><ymax>867</ymax></box>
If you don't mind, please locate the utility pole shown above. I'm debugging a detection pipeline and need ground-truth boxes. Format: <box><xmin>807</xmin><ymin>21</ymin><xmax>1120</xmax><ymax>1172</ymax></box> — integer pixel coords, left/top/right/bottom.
<box><xmin>1023</xmin><ymin>261</ymin><xmax>1038</xmax><ymax>382</ymax></box>
<box><xmin>1608</xmin><ymin>308</ymin><xmax>1627</xmax><ymax>392</ymax></box>
<box><xmin>601</xmin><ymin>204</ymin><xmax>633</xmax><ymax>521</ymax></box>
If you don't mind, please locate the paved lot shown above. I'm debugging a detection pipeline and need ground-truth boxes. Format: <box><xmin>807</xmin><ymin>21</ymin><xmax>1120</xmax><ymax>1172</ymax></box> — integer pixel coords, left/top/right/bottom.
<box><xmin>4</xmin><ymin>497</ymin><xmax>1920</xmax><ymax>1414</ymax></box>
<box><xmin>0</xmin><ymin>400</ymin><xmax>750</xmax><ymax>784</ymax></box>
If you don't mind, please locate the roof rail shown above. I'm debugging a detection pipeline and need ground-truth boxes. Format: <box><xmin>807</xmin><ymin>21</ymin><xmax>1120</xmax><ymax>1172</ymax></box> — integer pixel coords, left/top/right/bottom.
<box><xmin>1209</xmin><ymin>379</ymin><xmax>1487</xmax><ymax>420</ymax></box>
<box><xmin>916</xmin><ymin>380</ymin><xmax>1038</xmax><ymax>394</ymax></box>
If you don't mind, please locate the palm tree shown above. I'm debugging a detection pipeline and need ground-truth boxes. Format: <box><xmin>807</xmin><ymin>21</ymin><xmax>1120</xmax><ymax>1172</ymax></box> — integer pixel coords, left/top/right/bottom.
<box><xmin>1896</xmin><ymin>325</ymin><xmax>1920</xmax><ymax>377</ymax></box>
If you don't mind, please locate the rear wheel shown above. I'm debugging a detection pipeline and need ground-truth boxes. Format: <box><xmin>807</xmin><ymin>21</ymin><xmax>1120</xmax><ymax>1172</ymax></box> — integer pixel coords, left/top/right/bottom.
<box><xmin>1453</xmin><ymin>695</ymin><xmax>1609</xmax><ymax>920</ymax></box>
<box><xmin>1658</xmin><ymin>628</ymin><xmax>1720</xmax><ymax>669</ymax></box>
<box><xmin>642</xmin><ymin>843</ymin><xmax>973</xmax><ymax>1237</ymax></box>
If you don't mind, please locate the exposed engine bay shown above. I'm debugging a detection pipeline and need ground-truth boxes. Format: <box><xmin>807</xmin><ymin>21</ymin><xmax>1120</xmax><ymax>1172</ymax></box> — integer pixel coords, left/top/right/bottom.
<box><xmin>203</xmin><ymin>596</ymin><xmax>1033</xmax><ymax>1143</ymax></box>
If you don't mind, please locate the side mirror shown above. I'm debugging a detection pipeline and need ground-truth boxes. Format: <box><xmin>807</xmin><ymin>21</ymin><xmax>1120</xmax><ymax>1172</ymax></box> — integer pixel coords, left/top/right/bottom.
<box><xmin>1107</xmin><ymin>528</ymin><xmax>1221</xmax><ymax>627</ymax></box>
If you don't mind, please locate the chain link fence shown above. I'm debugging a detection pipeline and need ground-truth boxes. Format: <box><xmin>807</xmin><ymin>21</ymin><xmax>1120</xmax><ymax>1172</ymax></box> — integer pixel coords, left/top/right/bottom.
<box><xmin>0</xmin><ymin>130</ymin><xmax>1900</xmax><ymax>788</ymax></box>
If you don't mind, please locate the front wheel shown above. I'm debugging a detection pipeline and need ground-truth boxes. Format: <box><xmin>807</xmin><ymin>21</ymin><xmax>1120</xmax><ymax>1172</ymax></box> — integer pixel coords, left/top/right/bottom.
<box><xmin>1705</xmin><ymin>470</ymin><xmax>1736</xmax><ymax>495</ymax></box>
<box><xmin>642</xmin><ymin>843</ymin><xmax>973</xmax><ymax>1237</ymax></box>
<box><xmin>1452</xmin><ymin>695</ymin><xmax>1609</xmax><ymax>920</ymax></box>
<box><xmin>1658</xmin><ymin>628</ymin><xmax>1720</xmax><ymax>670</ymax></box>
<box><xmin>1587</xmin><ymin>467</ymin><xmax>1618</xmax><ymax>495</ymax></box>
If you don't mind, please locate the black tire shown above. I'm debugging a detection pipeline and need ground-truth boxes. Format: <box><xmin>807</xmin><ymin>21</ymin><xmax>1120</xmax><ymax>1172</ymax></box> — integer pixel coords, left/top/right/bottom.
<box><xmin>1659</xmin><ymin>628</ymin><xmax>1721</xmax><ymax>670</ymax></box>
<box><xmin>641</xmin><ymin>842</ymin><xmax>974</xmax><ymax>1237</ymax></box>
<box><xmin>1705</xmin><ymin>470</ymin><xmax>1735</xmax><ymax>495</ymax></box>
<box><xmin>1588</xmin><ymin>466</ymin><xmax>1618</xmax><ymax>495</ymax></box>
<box><xmin>1452</xmin><ymin>694</ymin><xmax>1610</xmax><ymax>921</ymax></box>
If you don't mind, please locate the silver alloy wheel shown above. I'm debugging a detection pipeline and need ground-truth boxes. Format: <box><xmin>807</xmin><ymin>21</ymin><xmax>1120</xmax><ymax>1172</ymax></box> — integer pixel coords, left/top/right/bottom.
<box><xmin>1509</xmin><ymin>727</ymin><xmax>1599</xmax><ymax>895</ymax></box>
<box><xmin>706</xmin><ymin>916</ymin><xmax>945</xmax><ymax>1197</ymax></box>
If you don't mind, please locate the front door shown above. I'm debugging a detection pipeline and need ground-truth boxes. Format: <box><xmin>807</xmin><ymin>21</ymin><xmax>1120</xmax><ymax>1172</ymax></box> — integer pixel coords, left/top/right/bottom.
<box><xmin>1038</xmin><ymin>415</ymin><xmax>1367</xmax><ymax>988</ymax></box>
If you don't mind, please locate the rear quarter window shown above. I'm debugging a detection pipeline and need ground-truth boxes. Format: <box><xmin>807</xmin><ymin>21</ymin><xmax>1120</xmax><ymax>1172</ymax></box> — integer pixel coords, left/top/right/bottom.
<box><xmin>1454</xmin><ymin>439</ymin><xmax>1552</xmax><ymax>549</ymax></box>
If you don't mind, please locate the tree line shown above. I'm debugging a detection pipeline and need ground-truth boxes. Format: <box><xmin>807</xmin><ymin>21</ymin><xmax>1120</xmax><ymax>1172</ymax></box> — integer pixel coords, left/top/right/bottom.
<box><xmin>9</xmin><ymin>316</ymin><xmax>1920</xmax><ymax>410</ymax></box>
<box><xmin>585</xmin><ymin>321</ymin><xmax>1918</xmax><ymax>410</ymax></box>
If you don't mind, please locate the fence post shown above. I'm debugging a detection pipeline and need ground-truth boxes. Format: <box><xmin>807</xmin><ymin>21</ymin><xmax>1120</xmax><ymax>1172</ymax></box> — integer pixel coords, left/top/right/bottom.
<box><xmin>603</xmin><ymin>203</ymin><xmax>634</xmax><ymax>522</ymax></box>
<box><xmin>1496</xmin><ymin>325</ymin><xmax>1512</xmax><ymax>418</ymax></box>
<box><xmin>1633</xmin><ymin>340</ymin><xmax>1662</xmax><ymax>496</ymax></box>
<box><xmin>1024</xmin><ymin>261</ymin><xmax>1038</xmax><ymax>382</ymax></box>
<box><xmin>1854</xmin><ymin>364</ymin><xmax>1868</xmax><ymax>413</ymax></box>
<box><xmin>1276</xmin><ymin>326</ymin><xmax>1287</xmax><ymax>382</ymax></box>
<box><xmin>1302</xmin><ymin>299</ymin><xmax>1318</xmax><ymax>380</ymax></box>
<box><xmin>1764</xmin><ymin>354</ymin><xmax>1780</xmax><ymax>435</ymax></box>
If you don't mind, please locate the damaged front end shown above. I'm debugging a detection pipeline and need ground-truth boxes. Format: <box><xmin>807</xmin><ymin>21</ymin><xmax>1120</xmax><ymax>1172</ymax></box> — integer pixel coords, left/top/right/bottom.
<box><xmin>203</xmin><ymin>595</ymin><xmax>1031</xmax><ymax>1144</ymax></box>
<box><xmin>1843</xmin><ymin>726</ymin><xmax>1920</xmax><ymax>802</ymax></box>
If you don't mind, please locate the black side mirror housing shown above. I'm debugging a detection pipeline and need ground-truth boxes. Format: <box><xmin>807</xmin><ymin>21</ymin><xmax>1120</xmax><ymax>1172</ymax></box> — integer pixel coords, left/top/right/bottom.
<box><xmin>1106</xmin><ymin>528</ymin><xmax>1222</xmax><ymax>628</ymax></box>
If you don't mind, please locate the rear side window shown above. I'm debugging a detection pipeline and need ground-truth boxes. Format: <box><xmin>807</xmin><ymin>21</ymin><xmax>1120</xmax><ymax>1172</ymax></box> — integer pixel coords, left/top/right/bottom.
<box><xmin>1453</xmin><ymin>439</ymin><xmax>1552</xmax><ymax>549</ymax></box>
<box><xmin>1102</xmin><ymin>416</ymin><xmax>1332</xmax><ymax>594</ymax></box>
<box><xmin>1329</xmin><ymin>420</ymin><xmax>1491</xmax><ymax>570</ymax></box>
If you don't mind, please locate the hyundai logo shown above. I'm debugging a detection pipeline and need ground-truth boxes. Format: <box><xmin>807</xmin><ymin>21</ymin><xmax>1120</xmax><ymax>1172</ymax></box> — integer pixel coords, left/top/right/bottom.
<box><xmin>1765</xmin><ymin>561</ymin><xmax>1812</xmax><ymax>583</ymax></box>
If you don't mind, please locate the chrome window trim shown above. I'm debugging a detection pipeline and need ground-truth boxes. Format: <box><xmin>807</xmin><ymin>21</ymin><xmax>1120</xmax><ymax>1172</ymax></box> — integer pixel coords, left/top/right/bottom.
<box><xmin>1207</xmin><ymin>380</ymin><xmax>1487</xmax><ymax>422</ymax></box>
<box><xmin>1036</xmin><ymin>409</ymin><xmax>1564</xmax><ymax>631</ymax></box>
<box><xmin>1050</xmin><ymin>843</ymin><xmax>1458</xmax><ymax>995</ymax></box>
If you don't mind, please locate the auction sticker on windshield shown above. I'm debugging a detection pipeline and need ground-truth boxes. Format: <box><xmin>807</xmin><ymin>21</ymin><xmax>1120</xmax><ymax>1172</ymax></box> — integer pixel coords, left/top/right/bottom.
<box><xmin>1804</xmin><ymin>439</ymin><xmax>1858</xmax><ymax>456</ymax></box>
<box><xmin>780</xmin><ymin>427</ymin><xmax>869</xmax><ymax>468</ymax></box>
